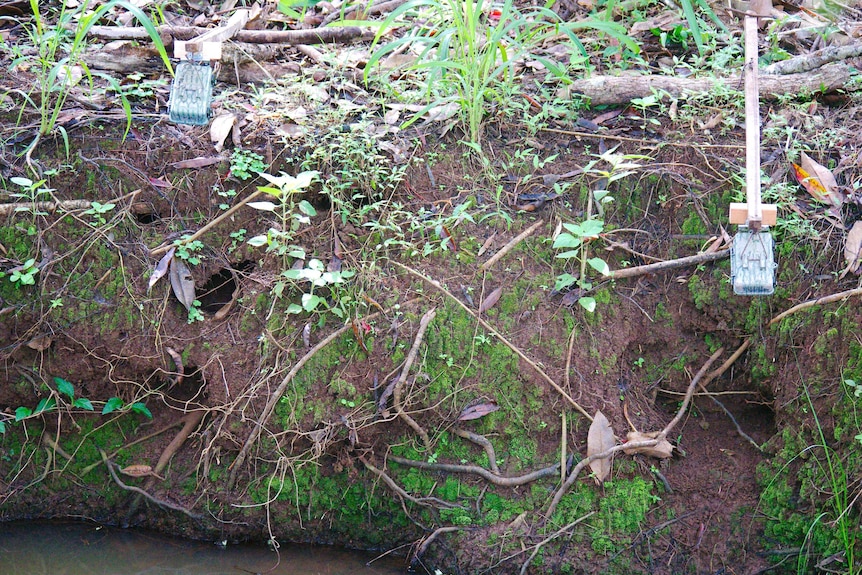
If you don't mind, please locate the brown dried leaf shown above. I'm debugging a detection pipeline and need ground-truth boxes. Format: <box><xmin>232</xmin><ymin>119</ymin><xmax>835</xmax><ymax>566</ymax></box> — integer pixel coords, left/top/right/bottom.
<box><xmin>164</xmin><ymin>346</ymin><xmax>184</xmax><ymax>387</ymax></box>
<box><xmin>622</xmin><ymin>430</ymin><xmax>674</xmax><ymax>459</ymax></box>
<box><xmin>120</xmin><ymin>464</ymin><xmax>155</xmax><ymax>477</ymax></box>
<box><xmin>171</xmin><ymin>156</ymin><xmax>223</xmax><ymax>170</ymax></box>
<box><xmin>458</xmin><ymin>401</ymin><xmax>500</xmax><ymax>421</ymax></box>
<box><xmin>210</xmin><ymin>113</ymin><xmax>237</xmax><ymax>152</ymax></box>
<box><xmin>169</xmin><ymin>256</ymin><xmax>196</xmax><ymax>311</ymax></box>
<box><xmin>478</xmin><ymin>286</ymin><xmax>503</xmax><ymax>314</ymax></box>
<box><xmin>26</xmin><ymin>334</ymin><xmax>52</xmax><ymax>351</ymax></box>
<box><xmin>800</xmin><ymin>152</ymin><xmax>844</xmax><ymax>209</ymax></box>
<box><xmin>843</xmin><ymin>221</ymin><xmax>862</xmax><ymax>276</ymax></box>
<box><xmin>587</xmin><ymin>410</ymin><xmax>615</xmax><ymax>484</ymax></box>
<box><xmin>148</xmin><ymin>247</ymin><xmax>175</xmax><ymax>292</ymax></box>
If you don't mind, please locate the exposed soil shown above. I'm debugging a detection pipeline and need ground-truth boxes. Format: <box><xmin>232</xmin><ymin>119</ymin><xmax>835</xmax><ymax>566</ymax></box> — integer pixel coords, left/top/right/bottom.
<box><xmin>2</xmin><ymin>2</ymin><xmax>862</xmax><ymax>575</ymax></box>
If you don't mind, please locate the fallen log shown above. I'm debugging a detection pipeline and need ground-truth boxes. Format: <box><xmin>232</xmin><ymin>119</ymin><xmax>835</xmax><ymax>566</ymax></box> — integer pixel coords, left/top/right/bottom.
<box><xmin>561</xmin><ymin>62</ymin><xmax>858</xmax><ymax>106</ymax></box>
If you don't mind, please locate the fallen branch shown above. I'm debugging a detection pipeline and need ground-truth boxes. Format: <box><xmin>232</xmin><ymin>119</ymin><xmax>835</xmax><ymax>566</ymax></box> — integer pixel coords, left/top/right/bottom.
<box><xmin>0</xmin><ymin>199</ymin><xmax>91</xmax><ymax>216</ymax></box>
<box><xmin>388</xmin><ymin>455</ymin><xmax>560</xmax><ymax>487</ymax></box>
<box><xmin>545</xmin><ymin>348</ymin><xmax>723</xmax><ymax>520</ymax></box>
<box><xmin>481</xmin><ymin>219</ymin><xmax>545</xmax><ymax>270</ymax></box>
<box><xmin>391</xmin><ymin>261</ymin><xmax>593</xmax><ymax>422</ymax></box>
<box><xmin>452</xmin><ymin>428</ymin><xmax>500</xmax><ymax>475</ymax></box>
<box><xmin>394</xmin><ymin>309</ymin><xmax>436</xmax><ymax>452</ymax></box>
<box><xmin>768</xmin><ymin>287</ymin><xmax>862</xmax><ymax>327</ymax></box>
<box><xmin>415</xmin><ymin>526</ymin><xmax>463</xmax><ymax>560</ymax></box>
<box><xmin>606</xmin><ymin>249</ymin><xmax>729</xmax><ymax>280</ymax></box>
<box><xmin>562</xmin><ymin>62</ymin><xmax>857</xmax><ymax>106</ymax></box>
<box><xmin>86</xmin><ymin>25</ymin><xmax>370</xmax><ymax>45</ymax></box>
<box><xmin>100</xmin><ymin>449</ymin><xmax>200</xmax><ymax>519</ymax></box>
<box><xmin>763</xmin><ymin>42</ymin><xmax>862</xmax><ymax>75</ymax></box>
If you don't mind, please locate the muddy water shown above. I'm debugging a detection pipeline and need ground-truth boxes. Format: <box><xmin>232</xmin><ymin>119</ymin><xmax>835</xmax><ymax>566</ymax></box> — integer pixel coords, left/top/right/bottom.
<box><xmin>0</xmin><ymin>521</ymin><xmax>407</xmax><ymax>575</ymax></box>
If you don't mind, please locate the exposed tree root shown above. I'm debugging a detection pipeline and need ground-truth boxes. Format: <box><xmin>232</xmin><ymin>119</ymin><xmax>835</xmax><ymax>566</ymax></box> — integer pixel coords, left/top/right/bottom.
<box><xmin>393</xmin><ymin>308</ymin><xmax>436</xmax><ymax>452</ymax></box>
<box><xmin>481</xmin><ymin>219</ymin><xmax>545</xmax><ymax>270</ymax></box>
<box><xmin>545</xmin><ymin>348</ymin><xmax>723</xmax><ymax>520</ymax></box>
<box><xmin>451</xmin><ymin>428</ymin><xmax>500</xmax><ymax>475</ymax></box>
<box><xmin>100</xmin><ymin>449</ymin><xmax>201</xmax><ymax>520</ymax></box>
<box><xmin>768</xmin><ymin>286</ymin><xmax>862</xmax><ymax>327</ymax></box>
<box><xmin>519</xmin><ymin>512</ymin><xmax>595</xmax><ymax>575</ymax></box>
<box><xmin>388</xmin><ymin>455</ymin><xmax>561</xmax><ymax>487</ymax></box>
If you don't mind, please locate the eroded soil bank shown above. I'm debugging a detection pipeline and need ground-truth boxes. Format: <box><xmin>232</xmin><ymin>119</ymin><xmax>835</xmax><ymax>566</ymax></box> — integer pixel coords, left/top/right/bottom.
<box><xmin>2</xmin><ymin>2</ymin><xmax>862</xmax><ymax>574</ymax></box>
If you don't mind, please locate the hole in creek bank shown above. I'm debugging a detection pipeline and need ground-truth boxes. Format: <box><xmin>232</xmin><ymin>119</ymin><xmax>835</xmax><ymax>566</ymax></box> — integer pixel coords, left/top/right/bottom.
<box><xmin>197</xmin><ymin>260</ymin><xmax>253</xmax><ymax>314</ymax></box>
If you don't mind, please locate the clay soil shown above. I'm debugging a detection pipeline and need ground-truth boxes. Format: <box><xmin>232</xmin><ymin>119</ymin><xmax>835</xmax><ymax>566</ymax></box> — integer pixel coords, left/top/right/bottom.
<box><xmin>2</xmin><ymin>4</ymin><xmax>862</xmax><ymax>575</ymax></box>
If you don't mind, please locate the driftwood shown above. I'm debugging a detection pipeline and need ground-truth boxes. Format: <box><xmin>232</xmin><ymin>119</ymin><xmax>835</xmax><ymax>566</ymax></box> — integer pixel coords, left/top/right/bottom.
<box><xmin>563</xmin><ymin>62</ymin><xmax>857</xmax><ymax>106</ymax></box>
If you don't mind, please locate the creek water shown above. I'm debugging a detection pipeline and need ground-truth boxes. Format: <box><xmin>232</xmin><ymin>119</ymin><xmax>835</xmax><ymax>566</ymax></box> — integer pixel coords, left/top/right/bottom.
<box><xmin>0</xmin><ymin>521</ymin><xmax>408</xmax><ymax>575</ymax></box>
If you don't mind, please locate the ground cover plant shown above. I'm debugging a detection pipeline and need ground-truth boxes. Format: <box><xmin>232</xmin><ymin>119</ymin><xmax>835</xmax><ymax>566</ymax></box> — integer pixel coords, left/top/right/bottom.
<box><xmin>1</xmin><ymin>0</ymin><xmax>862</xmax><ymax>574</ymax></box>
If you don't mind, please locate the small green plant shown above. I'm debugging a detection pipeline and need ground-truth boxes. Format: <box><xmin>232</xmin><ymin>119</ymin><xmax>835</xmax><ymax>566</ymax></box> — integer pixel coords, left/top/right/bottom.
<box><xmin>282</xmin><ymin>258</ymin><xmax>356</xmax><ymax>318</ymax></box>
<box><xmin>367</xmin><ymin>0</ymin><xmax>637</xmax><ymax>145</ymax></box>
<box><xmin>83</xmin><ymin>201</ymin><xmax>116</xmax><ymax>225</ymax></box>
<box><xmin>173</xmin><ymin>238</ymin><xmax>205</xmax><ymax>265</ymax></box>
<box><xmin>5</xmin><ymin>0</ymin><xmax>171</xmax><ymax>167</ymax></box>
<box><xmin>231</xmin><ymin>149</ymin><xmax>266</xmax><ymax>180</ymax></box>
<box><xmin>187</xmin><ymin>300</ymin><xmax>205</xmax><ymax>324</ymax></box>
<box><xmin>8</xmin><ymin>258</ymin><xmax>39</xmax><ymax>286</ymax></box>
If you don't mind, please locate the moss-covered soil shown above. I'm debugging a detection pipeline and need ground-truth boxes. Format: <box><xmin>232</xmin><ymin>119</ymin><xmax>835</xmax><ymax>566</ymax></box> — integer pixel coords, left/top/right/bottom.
<box><xmin>2</xmin><ymin>2</ymin><xmax>862</xmax><ymax>574</ymax></box>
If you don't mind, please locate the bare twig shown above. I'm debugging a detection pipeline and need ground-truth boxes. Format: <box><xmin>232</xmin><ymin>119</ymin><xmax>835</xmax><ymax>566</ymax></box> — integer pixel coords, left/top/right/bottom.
<box><xmin>481</xmin><ymin>219</ymin><xmax>545</xmax><ymax>270</ymax></box>
<box><xmin>227</xmin><ymin>302</ymin><xmax>412</xmax><ymax>489</ymax></box>
<box><xmin>768</xmin><ymin>287</ymin><xmax>862</xmax><ymax>327</ymax></box>
<box><xmin>86</xmin><ymin>25</ymin><xmax>370</xmax><ymax>45</ymax></box>
<box><xmin>150</xmin><ymin>190</ymin><xmax>263</xmax><ymax>257</ymax></box>
<box><xmin>607</xmin><ymin>249</ymin><xmax>729</xmax><ymax>280</ymax></box>
<box><xmin>415</xmin><ymin>526</ymin><xmax>463</xmax><ymax>559</ymax></box>
<box><xmin>391</xmin><ymin>262</ymin><xmax>593</xmax><ymax>422</ymax></box>
<box><xmin>388</xmin><ymin>455</ymin><xmax>560</xmax><ymax>487</ymax></box>
<box><xmin>519</xmin><ymin>512</ymin><xmax>595</xmax><ymax>575</ymax></box>
<box><xmin>394</xmin><ymin>309</ymin><xmax>436</xmax><ymax>452</ymax></box>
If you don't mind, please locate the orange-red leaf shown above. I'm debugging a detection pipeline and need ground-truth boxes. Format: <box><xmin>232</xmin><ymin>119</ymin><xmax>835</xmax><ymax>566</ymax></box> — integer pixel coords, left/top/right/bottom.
<box><xmin>793</xmin><ymin>152</ymin><xmax>844</xmax><ymax>209</ymax></box>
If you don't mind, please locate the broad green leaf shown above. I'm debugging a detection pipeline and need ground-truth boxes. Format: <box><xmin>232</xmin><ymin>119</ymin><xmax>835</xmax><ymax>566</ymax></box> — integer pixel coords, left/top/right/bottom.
<box><xmin>302</xmin><ymin>293</ymin><xmax>323</xmax><ymax>312</ymax></box>
<box><xmin>298</xmin><ymin>200</ymin><xmax>317</xmax><ymax>216</ymax></box>
<box><xmin>130</xmin><ymin>402</ymin><xmax>153</xmax><ymax>419</ymax></box>
<box><xmin>15</xmin><ymin>406</ymin><xmax>32</xmax><ymax>421</ymax></box>
<box><xmin>286</xmin><ymin>303</ymin><xmax>303</xmax><ymax>314</ymax></box>
<box><xmin>587</xmin><ymin>257</ymin><xmax>610</xmax><ymax>276</ymax></box>
<box><xmin>578</xmin><ymin>297</ymin><xmax>597</xmax><ymax>312</ymax></box>
<box><xmin>34</xmin><ymin>397</ymin><xmax>56</xmax><ymax>414</ymax></box>
<box><xmin>54</xmin><ymin>376</ymin><xmax>75</xmax><ymax>399</ymax></box>
<box><xmin>247</xmin><ymin>235</ymin><xmax>268</xmax><ymax>247</ymax></box>
<box><xmin>555</xmin><ymin>273</ymin><xmax>578</xmax><ymax>291</ymax></box>
<box><xmin>73</xmin><ymin>398</ymin><xmax>94</xmax><ymax>411</ymax></box>
<box><xmin>555</xmin><ymin>249</ymin><xmax>581</xmax><ymax>259</ymax></box>
<box><xmin>0</xmin><ymin>420</ymin><xmax>5</xmax><ymax>433</ymax></box>
<box><xmin>578</xmin><ymin>219</ymin><xmax>604</xmax><ymax>237</ymax></box>
<box><xmin>553</xmin><ymin>233</ymin><xmax>582</xmax><ymax>250</ymax></box>
<box><xmin>102</xmin><ymin>397</ymin><xmax>124</xmax><ymax>415</ymax></box>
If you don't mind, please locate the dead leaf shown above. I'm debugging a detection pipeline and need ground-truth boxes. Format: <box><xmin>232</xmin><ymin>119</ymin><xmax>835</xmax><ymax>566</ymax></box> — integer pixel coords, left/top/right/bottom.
<box><xmin>120</xmin><ymin>464</ymin><xmax>164</xmax><ymax>480</ymax></box>
<box><xmin>164</xmin><ymin>346</ymin><xmax>184</xmax><ymax>387</ymax></box>
<box><xmin>478</xmin><ymin>286</ymin><xmax>503</xmax><ymax>314</ymax></box>
<box><xmin>477</xmin><ymin>233</ymin><xmax>497</xmax><ymax>257</ymax></box>
<box><xmin>26</xmin><ymin>334</ymin><xmax>52</xmax><ymax>351</ymax></box>
<box><xmin>622</xmin><ymin>430</ymin><xmax>674</xmax><ymax>459</ymax></box>
<box><xmin>587</xmin><ymin>410</ymin><xmax>615</xmax><ymax>484</ymax></box>
<box><xmin>458</xmin><ymin>402</ymin><xmax>500</xmax><ymax>421</ymax></box>
<box><xmin>795</xmin><ymin>152</ymin><xmax>845</xmax><ymax>209</ymax></box>
<box><xmin>171</xmin><ymin>156</ymin><xmax>223</xmax><ymax>169</ymax></box>
<box><xmin>213</xmin><ymin>285</ymin><xmax>240</xmax><ymax>322</ymax></box>
<box><xmin>169</xmin><ymin>256</ymin><xmax>196</xmax><ymax>311</ymax></box>
<box><xmin>842</xmin><ymin>220</ymin><xmax>862</xmax><ymax>277</ymax></box>
<box><xmin>210</xmin><ymin>113</ymin><xmax>237</xmax><ymax>152</ymax></box>
<box><xmin>148</xmin><ymin>247</ymin><xmax>175</xmax><ymax>292</ymax></box>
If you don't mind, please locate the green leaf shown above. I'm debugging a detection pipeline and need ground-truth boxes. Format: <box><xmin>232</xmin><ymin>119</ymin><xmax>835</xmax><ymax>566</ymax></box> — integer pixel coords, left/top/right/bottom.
<box><xmin>578</xmin><ymin>297</ymin><xmax>597</xmax><ymax>312</ymax></box>
<box><xmin>34</xmin><ymin>397</ymin><xmax>56</xmax><ymax>414</ymax></box>
<box><xmin>578</xmin><ymin>219</ymin><xmax>604</xmax><ymax>237</ymax></box>
<box><xmin>73</xmin><ymin>398</ymin><xmax>94</xmax><ymax>411</ymax></box>
<box><xmin>302</xmin><ymin>293</ymin><xmax>323</xmax><ymax>312</ymax></box>
<box><xmin>0</xmin><ymin>420</ymin><xmax>6</xmax><ymax>433</ymax></box>
<box><xmin>247</xmin><ymin>235</ymin><xmax>268</xmax><ymax>247</ymax></box>
<box><xmin>587</xmin><ymin>257</ymin><xmax>610</xmax><ymax>276</ymax></box>
<box><xmin>54</xmin><ymin>376</ymin><xmax>75</xmax><ymax>399</ymax></box>
<box><xmin>15</xmin><ymin>406</ymin><xmax>32</xmax><ymax>421</ymax></box>
<box><xmin>286</xmin><ymin>303</ymin><xmax>304</xmax><ymax>314</ymax></box>
<box><xmin>555</xmin><ymin>273</ymin><xmax>578</xmax><ymax>291</ymax></box>
<box><xmin>130</xmin><ymin>402</ymin><xmax>152</xmax><ymax>419</ymax></box>
<box><xmin>102</xmin><ymin>397</ymin><xmax>124</xmax><ymax>415</ymax></box>
<box><xmin>552</xmin><ymin>233</ymin><xmax>582</xmax><ymax>250</ymax></box>
<box><xmin>555</xmin><ymin>249</ymin><xmax>582</xmax><ymax>259</ymax></box>
<box><xmin>298</xmin><ymin>200</ymin><xmax>317</xmax><ymax>216</ymax></box>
